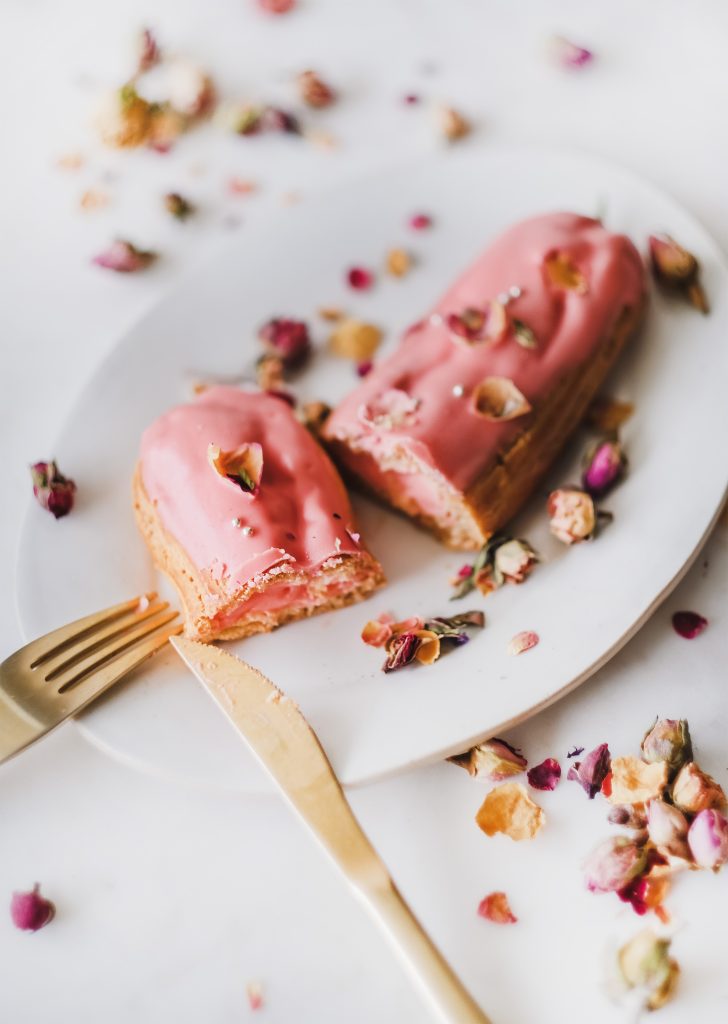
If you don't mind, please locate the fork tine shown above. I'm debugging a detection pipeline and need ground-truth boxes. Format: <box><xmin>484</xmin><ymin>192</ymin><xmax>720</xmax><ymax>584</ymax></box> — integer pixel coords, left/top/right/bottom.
<box><xmin>43</xmin><ymin>601</ymin><xmax>170</xmax><ymax>681</ymax></box>
<box><xmin>55</xmin><ymin>610</ymin><xmax>181</xmax><ymax>693</ymax></box>
<box><xmin>28</xmin><ymin>594</ymin><xmax>157</xmax><ymax>669</ymax></box>
<box><xmin>45</xmin><ymin>622</ymin><xmax>182</xmax><ymax>725</ymax></box>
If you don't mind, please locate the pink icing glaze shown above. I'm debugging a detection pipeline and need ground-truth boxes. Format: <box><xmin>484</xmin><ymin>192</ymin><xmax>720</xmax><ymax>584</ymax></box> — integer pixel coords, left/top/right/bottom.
<box><xmin>324</xmin><ymin>213</ymin><xmax>645</xmax><ymax>492</ymax></box>
<box><xmin>140</xmin><ymin>387</ymin><xmax>361</xmax><ymax>593</ymax></box>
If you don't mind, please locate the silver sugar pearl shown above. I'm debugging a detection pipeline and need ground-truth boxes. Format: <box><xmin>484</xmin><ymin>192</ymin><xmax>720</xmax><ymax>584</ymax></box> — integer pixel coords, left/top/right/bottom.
<box><xmin>452</xmin><ymin>384</ymin><xmax>464</xmax><ymax>397</ymax></box>
<box><xmin>509</xmin><ymin>285</ymin><xmax>522</xmax><ymax>299</ymax></box>
<box><xmin>242</xmin><ymin>525</ymin><xmax>254</xmax><ymax>536</ymax></box>
<box><xmin>231</xmin><ymin>517</ymin><xmax>242</xmax><ymax>528</ymax></box>
<box><xmin>429</xmin><ymin>313</ymin><xmax>444</xmax><ymax>326</ymax></box>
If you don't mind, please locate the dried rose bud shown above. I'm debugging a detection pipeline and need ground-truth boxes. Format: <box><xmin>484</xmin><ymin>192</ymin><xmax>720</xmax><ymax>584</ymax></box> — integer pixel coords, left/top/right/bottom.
<box><xmin>641</xmin><ymin>718</ymin><xmax>693</xmax><ymax>776</ymax></box>
<box><xmin>164</xmin><ymin>192</ymin><xmax>194</xmax><ymax>220</ymax></box>
<box><xmin>493</xmin><ymin>539</ymin><xmax>538</xmax><ymax>585</ymax></box>
<box><xmin>260</xmin><ymin>106</ymin><xmax>300</xmax><ymax>134</ymax></box>
<box><xmin>92</xmin><ymin>239</ymin><xmax>156</xmax><ymax>273</ymax></box>
<box><xmin>438</xmin><ymin>105</ymin><xmax>470</xmax><ymax>142</ymax></box>
<box><xmin>30</xmin><ymin>461</ymin><xmax>77</xmax><ymax>518</ymax></box>
<box><xmin>167</xmin><ymin>58</ymin><xmax>216</xmax><ymax>119</ymax></box>
<box><xmin>649</xmin><ymin>234</ymin><xmax>708</xmax><ymax>313</ymax></box>
<box><xmin>477</xmin><ymin>892</ymin><xmax>517</xmax><ymax>924</ymax></box>
<box><xmin>448</xmin><ymin>738</ymin><xmax>527</xmax><ymax>782</ymax></box>
<box><xmin>137</xmin><ymin>27</ymin><xmax>161</xmax><ymax>73</ymax></box>
<box><xmin>567</xmin><ymin>742</ymin><xmax>611</xmax><ymax>798</ymax></box>
<box><xmin>347</xmin><ymin>266</ymin><xmax>374</xmax><ymax>290</ymax></box>
<box><xmin>581</xmin><ymin>440</ymin><xmax>626</xmax><ymax>497</ymax></box>
<box><xmin>10</xmin><ymin>884</ymin><xmax>55</xmax><ymax>931</ymax></box>
<box><xmin>527</xmin><ymin>758</ymin><xmax>561</xmax><ymax>791</ymax></box>
<box><xmin>356</xmin><ymin>360</ymin><xmax>373</xmax><ymax>377</ymax></box>
<box><xmin>547</xmin><ymin>487</ymin><xmax>596</xmax><ymax>544</ymax></box>
<box><xmin>687</xmin><ymin>808</ymin><xmax>728</xmax><ymax>869</ymax></box>
<box><xmin>258</xmin><ymin>318</ymin><xmax>311</xmax><ymax>370</ymax></box>
<box><xmin>671</xmin><ymin>761</ymin><xmax>726</xmax><ymax>814</ymax></box>
<box><xmin>647</xmin><ymin>800</ymin><xmax>690</xmax><ymax>858</ymax></box>
<box><xmin>583</xmin><ymin>836</ymin><xmax>647</xmax><ymax>894</ymax></box>
<box><xmin>297</xmin><ymin>70</ymin><xmax>336</xmax><ymax>109</ymax></box>
<box><xmin>617</xmin><ymin>929</ymin><xmax>679</xmax><ymax>1012</ymax></box>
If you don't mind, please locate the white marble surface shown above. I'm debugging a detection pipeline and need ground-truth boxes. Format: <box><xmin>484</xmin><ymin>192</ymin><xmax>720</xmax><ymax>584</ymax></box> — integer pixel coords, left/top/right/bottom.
<box><xmin>1</xmin><ymin>1</ymin><xmax>727</xmax><ymax>1021</ymax></box>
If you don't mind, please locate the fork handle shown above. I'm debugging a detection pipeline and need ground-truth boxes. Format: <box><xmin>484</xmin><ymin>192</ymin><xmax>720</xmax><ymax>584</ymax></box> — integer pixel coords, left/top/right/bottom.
<box><xmin>355</xmin><ymin>880</ymin><xmax>492</xmax><ymax>1024</ymax></box>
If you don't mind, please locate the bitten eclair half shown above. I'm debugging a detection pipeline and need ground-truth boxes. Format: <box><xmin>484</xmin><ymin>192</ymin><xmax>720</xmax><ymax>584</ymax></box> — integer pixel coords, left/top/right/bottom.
<box><xmin>323</xmin><ymin>212</ymin><xmax>646</xmax><ymax>550</ymax></box>
<box><xmin>134</xmin><ymin>387</ymin><xmax>384</xmax><ymax>641</ymax></box>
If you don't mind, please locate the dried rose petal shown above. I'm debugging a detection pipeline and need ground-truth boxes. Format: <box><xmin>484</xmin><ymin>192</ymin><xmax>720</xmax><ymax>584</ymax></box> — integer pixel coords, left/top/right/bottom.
<box><xmin>256</xmin><ymin>353</ymin><xmax>286</xmax><ymax>392</ymax></box>
<box><xmin>10</xmin><ymin>884</ymin><xmax>55</xmax><ymax>932</ymax></box>
<box><xmin>449</xmin><ymin>738</ymin><xmax>527</xmax><ymax>781</ymax></box>
<box><xmin>299</xmin><ymin>401</ymin><xmax>330</xmax><ymax>437</ymax></box>
<box><xmin>330</xmin><ymin>319</ymin><xmax>382</xmax><ymax>360</ymax></box>
<box><xmin>137</xmin><ymin>27</ymin><xmax>161</xmax><ymax>73</ymax></box>
<box><xmin>641</xmin><ymin>718</ymin><xmax>693</xmax><ymax>775</ymax></box>
<box><xmin>649</xmin><ymin>234</ymin><xmax>708</xmax><ymax>313</ymax></box>
<box><xmin>477</xmin><ymin>892</ymin><xmax>517</xmax><ymax>924</ymax></box>
<box><xmin>447</xmin><ymin>301</ymin><xmax>508</xmax><ymax>345</ymax></box>
<box><xmin>512</xmin><ymin>319</ymin><xmax>538</xmax><ymax>349</ymax></box>
<box><xmin>567</xmin><ymin>745</ymin><xmax>584</xmax><ymax>759</ymax></box>
<box><xmin>547</xmin><ymin>487</ymin><xmax>596</xmax><ymax>544</ymax></box>
<box><xmin>359</xmin><ymin>388</ymin><xmax>420</xmax><ymax>430</ymax></box>
<box><xmin>30</xmin><ymin>461</ymin><xmax>77</xmax><ymax>519</ymax></box>
<box><xmin>544</xmin><ymin>251</ymin><xmax>588</xmax><ymax>294</ymax></box>
<box><xmin>475</xmin><ymin>783</ymin><xmax>545</xmax><ymax>841</ymax></box>
<box><xmin>258</xmin><ymin>318</ymin><xmax>311</xmax><ymax>370</ymax></box>
<box><xmin>297</xmin><ymin>70</ymin><xmax>336</xmax><ymax>109</ymax></box>
<box><xmin>92</xmin><ymin>239</ymin><xmax>156</xmax><ymax>272</ymax></box>
<box><xmin>567</xmin><ymin>742</ymin><xmax>611</xmax><ymax>799</ymax></box>
<box><xmin>687</xmin><ymin>808</ymin><xmax>728</xmax><ymax>869</ymax></box>
<box><xmin>207</xmin><ymin>442</ymin><xmax>264</xmax><ymax>495</ymax></box>
<box><xmin>551</xmin><ymin>36</ymin><xmax>594</xmax><ymax>68</ymax></box>
<box><xmin>167</xmin><ymin>58</ymin><xmax>216</xmax><ymax>119</ymax></box>
<box><xmin>608</xmin><ymin>756</ymin><xmax>668</xmax><ymax>806</ymax></box>
<box><xmin>618</xmin><ymin>857</ymin><xmax>671</xmax><ymax>917</ymax></box>
<box><xmin>585</xmin><ymin>395</ymin><xmax>635</xmax><ymax>433</ymax></box>
<box><xmin>582</xmin><ymin>440</ymin><xmax>626</xmax><ymax>497</ymax></box>
<box><xmin>672</xmin><ymin>610</ymin><xmax>708</xmax><ymax>639</ymax></box>
<box><xmin>472</xmin><ymin>377</ymin><xmax>531</xmax><ymax>422</ymax></box>
<box><xmin>583</xmin><ymin>836</ymin><xmax>646</xmax><ymax>893</ymax></box>
<box><xmin>79</xmin><ymin>188</ymin><xmax>110</xmax><ymax>212</ymax></box>
<box><xmin>361</xmin><ymin>619</ymin><xmax>392</xmax><ymax>648</ymax></box>
<box><xmin>260</xmin><ymin>106</ymin><xmax>300</xmax><ymax>134</ymax></box>
<box><xmin>347</xmin><ymin>267</ymin><xmax>374</xmax><ymax>290</ymax></box>
<box><xmin>409</xmin><ymin>213</ymin><xmax>432</xmax><ymax>230</ymax></box>
<box><xmin>609</xmin><ymin>805</ymin><xmax>648</xmax><ymax>829</ymax></box>
<box><xmin>438</xmin><ymin>105</ymin><xmax>470</xmax><ymax>142</ymax></box>
<box><xmin>671</xmin><ymin>761</ymin><xmax>726</xmax><ymax>814</ymax></box>
<box><xmin>508</xmin><ymin>631</ymin><xmax>539</xmax><ymax>656</ymax></box>
<box><xmin>356</xmin><ymin>360</ymin><xmax>373</xmax><ymax>377</ymax></box>
<box><xmin>246</xmin><ymin>981</ymin><xmax>264</xmax><ymax>1010</ymax></box>
<box><xmin>527</xmin><ymin>758</ymin><xmax>561</xmax><ymax>791</ymax></box>
<box><xmin>413</xmin><ymin>629</ymin><xmax>441</xmax><ymax>665</ymax></box>
<box><xmin>617</xmin><ymin>929</ymin><xmax>679</xmax><ymax>1012</ymax></box>
<box><xmin>164</xmin><ymin>192</ymin><xmax>194</xmax><ymax>220</ymax></box>
<box><xmin>403</xmin><ymin>94</ymin><xmax>420</xmax><ymax>105</ymax></box>
<box><xmin>386</xmin><ymin>248</ymin><xmax>411</xmax><ymax>278</ymax></box>
<box><xmin>318</xmin><ymin>306</ymin><xmax>343</xmax><ymax>322</ymax></box>
<box><xmin>451</xmin><ymin>535</ymin><xmax>537</xmax><ymax>600</ymax></box>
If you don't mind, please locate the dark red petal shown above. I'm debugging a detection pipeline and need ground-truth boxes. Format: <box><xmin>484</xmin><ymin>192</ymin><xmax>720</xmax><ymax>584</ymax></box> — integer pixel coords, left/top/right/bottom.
<box><xmin>527</xmin><ymin>757</ymin><xmax>561</xmax><ymax>791</ymax></box>
<box><xmin>672</xmin><ymin>610</ymin><xmax>708</xmax><ymax>639</ymax></box>
<box><xmin>347</xmin><ymin>267</ymin><xmax>374</xmax><ymax>290</ymax></box>
<box><xmin>409</xmin><ymin>213</ymin><xmax>432</xmax><ymax>230</ymax></box>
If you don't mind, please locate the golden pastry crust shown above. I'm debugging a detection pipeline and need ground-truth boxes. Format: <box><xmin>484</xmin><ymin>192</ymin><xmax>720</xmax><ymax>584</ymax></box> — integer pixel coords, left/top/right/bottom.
<box><xmin>326</xmin><ymin>298</ymin><xmax>645</xmax><ymax>551</ymax></box>
<box><xmin>132</xmin><ymin>466</ymin><xmax>385</xmax><ymax>641</ymax></box>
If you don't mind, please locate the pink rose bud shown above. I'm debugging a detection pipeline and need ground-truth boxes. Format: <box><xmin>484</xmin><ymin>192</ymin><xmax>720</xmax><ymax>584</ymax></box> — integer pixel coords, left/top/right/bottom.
<box><xmin>648</xmin><ymin>234</ymin><xmax>708</xmax><ymax>314</ymax></box>
<box><xmin>647</xmin><ymin>800</ymin><xmax>690</xmax><ymax>857</ymax></box>
<box><xmin>547</xmin><ymin>487</ymin><xmax>596</xmax><ymax>544</ymax></box>
<box><xmin>687</xmin><ymin>809</ymin><xmax>728</xmax><ymax>869</ymax></box>
<box><xmin>641</xmin><ymin>718</ymin><xmax>693</xmax><ymax>776</ymax></box>
<box><xmin>10</xmin><ymin>884</ymin><xmax>55</xmax><ymax>931</ymax></box>
<box><xmin>671</xmin><ymin>761</ymin><xmax>726</xmax><ymax>814</ymax></box>
<box><xmin>583</xmin><ymin>837</ymin><xmax>647</xmax><ymax>894</ymax></box>
<box><xmin>581</xmin><ymin>440</ymin><xmax>626</xmax><ymax>497</ymax></box>
<box><xmin>258</xmin><ymin>318</ymin><xmax>311</xmax><ymax>370</ymax></box>
<box><xmin>493</xmin><ymin>538</ymin><xmax>538</xmax><ymax>585</ymax></box>
<box><xmin>30</xmin><ymin>461</ymin><xmax>77</xmax><ymax>518</ymax></box>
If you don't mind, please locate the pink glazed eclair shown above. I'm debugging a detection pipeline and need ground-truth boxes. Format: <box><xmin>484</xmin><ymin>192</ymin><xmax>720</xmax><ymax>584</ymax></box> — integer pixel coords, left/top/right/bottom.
<box><xmin>134</xmin><ymin>387</ymin><xmax>385</xmax><ymax>641</ymax></box>
<box><xmin>323</xmin><ymin>212</ymin><xmax>646</xmax><ymax>550</ymax></box>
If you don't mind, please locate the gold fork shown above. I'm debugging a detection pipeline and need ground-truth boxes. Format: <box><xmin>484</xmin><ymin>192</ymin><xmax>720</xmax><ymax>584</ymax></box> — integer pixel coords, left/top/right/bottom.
<box><xmin>0</xmin><ymin>595</ymin><xmax>182</xmax><ymax>765</ymax></box>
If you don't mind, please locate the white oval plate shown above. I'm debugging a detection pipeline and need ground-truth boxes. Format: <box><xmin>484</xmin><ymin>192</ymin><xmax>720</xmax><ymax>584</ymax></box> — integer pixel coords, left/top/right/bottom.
<box><xmin>16</xmin><ymin>146</ymin><xmax>728</xmax><ymax>792</ymax></box>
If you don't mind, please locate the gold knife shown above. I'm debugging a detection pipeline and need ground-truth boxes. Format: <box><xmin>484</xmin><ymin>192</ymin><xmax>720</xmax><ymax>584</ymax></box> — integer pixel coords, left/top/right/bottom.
<box><xmin>171</xmin><ymin>636</ymin><xmax>491</xmax><ymax>1024</ymax></box>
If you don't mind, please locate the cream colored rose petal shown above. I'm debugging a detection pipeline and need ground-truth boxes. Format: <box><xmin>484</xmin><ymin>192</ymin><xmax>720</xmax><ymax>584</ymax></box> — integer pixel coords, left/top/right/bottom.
<box><xmin>608</xmin><ymin>756</ymin><xmax>668</xmax><ymax>805</ymax></box>
<box><xmin>475</xmin><ymin>782</ymin><xmax>545</xmax><ymax>841</ymax></box>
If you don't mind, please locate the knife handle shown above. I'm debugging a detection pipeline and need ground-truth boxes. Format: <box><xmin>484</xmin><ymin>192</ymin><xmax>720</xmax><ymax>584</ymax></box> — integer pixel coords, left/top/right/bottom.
<box><xmin>354</xmin><ymin>878</ymin><xmax>492</xmax><ymax>1024</ymax></box>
